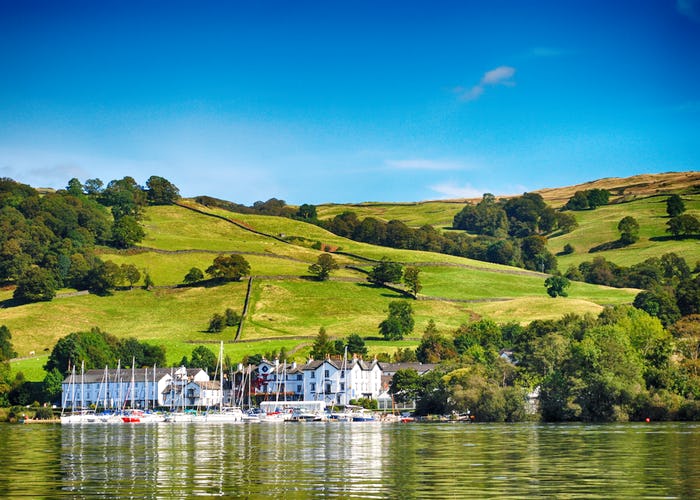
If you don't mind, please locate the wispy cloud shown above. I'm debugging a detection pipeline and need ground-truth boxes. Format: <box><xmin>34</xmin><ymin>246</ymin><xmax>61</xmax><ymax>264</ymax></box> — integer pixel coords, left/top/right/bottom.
<box><xmin>677</xmin><ymin>0</ymin><xmax>700</xmax><ymax>23</ymax></box>
<box><xmin>385</xmin><ymin>158</ymin><xmax>466</xmax><ymax>171</ymax></box>
<box><xmin>528</xmin><ymin>47</ymin><xmax>570</xmax><ymax>58</ymax></box>
<box><xmin>428</xmin><ymin>181</ymin><xmax>486</xmax><ymax>199</ymax></box>
<box><xmin>455</xmin><ymin>65</ymin><xmax>516</xmax><ymax>102</ymax></box>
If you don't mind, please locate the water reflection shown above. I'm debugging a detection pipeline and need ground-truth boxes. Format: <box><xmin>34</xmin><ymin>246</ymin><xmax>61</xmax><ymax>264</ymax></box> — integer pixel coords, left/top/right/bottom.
<box><xmin>0</xmin><ymin>422</ymin><xmax>698</xmax><ymax>498</ymax></box>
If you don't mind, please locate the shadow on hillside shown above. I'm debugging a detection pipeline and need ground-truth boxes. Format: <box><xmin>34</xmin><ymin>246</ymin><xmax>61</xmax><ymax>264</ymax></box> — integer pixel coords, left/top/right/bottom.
<box><xmin>588</xmin><ymin>240</ymin><xmax>628</xmax><ymax>253</ymax></box>
<box><xmin>650</xmin><ymin>235</ymin><xmax>700</xmax><ymax>242</ymax></box>
<box><xmin>0</xmin><ymin>297</ymin><xmax>21</xmax><ymax>308</ymax></box>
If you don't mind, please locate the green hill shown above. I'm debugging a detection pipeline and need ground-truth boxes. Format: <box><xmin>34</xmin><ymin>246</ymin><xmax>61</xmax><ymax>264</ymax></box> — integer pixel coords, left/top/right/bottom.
<box><xmin>6</xmin><ymin>172</ymin><xmax>698</xmax><ymax>381</ymax></box>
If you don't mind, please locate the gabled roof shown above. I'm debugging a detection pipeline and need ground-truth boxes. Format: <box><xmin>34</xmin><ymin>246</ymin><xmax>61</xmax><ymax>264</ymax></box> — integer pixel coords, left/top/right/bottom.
<box><xmin>378</xmin><ymin>362</ymin><xmax>437</xmax><ymax>375</ymax></box>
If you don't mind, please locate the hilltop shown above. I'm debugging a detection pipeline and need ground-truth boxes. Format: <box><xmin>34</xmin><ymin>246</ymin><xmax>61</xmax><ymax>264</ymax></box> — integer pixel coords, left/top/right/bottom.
<box><xmin>3</xmin><ymin>172</ymin><xmax>698</xmax><ymax>381</ymax></box>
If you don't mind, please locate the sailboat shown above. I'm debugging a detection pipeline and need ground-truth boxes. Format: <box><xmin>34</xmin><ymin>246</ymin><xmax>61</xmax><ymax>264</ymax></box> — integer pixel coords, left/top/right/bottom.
<box><xmin>193</xmin><ymin>342</ymin><xmax>243</xmax><ymax>423</ymax></box>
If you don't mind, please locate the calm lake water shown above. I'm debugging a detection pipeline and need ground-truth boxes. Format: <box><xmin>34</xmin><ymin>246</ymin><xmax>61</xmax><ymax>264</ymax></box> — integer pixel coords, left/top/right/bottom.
<box><xmin>0</xmin><ymin>421</ymin><xmax>698</xmax><ymax>498</ymax></box>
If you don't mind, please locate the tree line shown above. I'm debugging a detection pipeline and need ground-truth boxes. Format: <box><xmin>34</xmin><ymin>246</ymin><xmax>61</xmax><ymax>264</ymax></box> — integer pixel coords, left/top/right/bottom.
<box><xmin>0</xmin><ymin>176</ymin><xmax>180</xmax><ymax>303</ymax></box>
<box><xmin>389</xmin><ymin>307</ymin><xmax>700</xmax><ymax>422</ymax></box>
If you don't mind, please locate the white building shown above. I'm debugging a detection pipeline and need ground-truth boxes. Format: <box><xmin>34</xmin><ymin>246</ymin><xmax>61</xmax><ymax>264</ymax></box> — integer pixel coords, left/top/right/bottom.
<box><xmin>256</xmin><ymin>356</ymin><xmax>383</xmax><ymax>406</ymax></box>
<box><xmin>62</xmin><ymin>366</ymin><xmax>209</xmax><ymax>410</ymax></box>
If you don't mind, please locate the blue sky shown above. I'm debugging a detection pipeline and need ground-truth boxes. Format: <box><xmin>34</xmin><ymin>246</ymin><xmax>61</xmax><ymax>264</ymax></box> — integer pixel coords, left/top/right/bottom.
<box><xmin>1</xmin><ymin>0</ymin><xmax>699</xmax><ymax>205</ymax></box>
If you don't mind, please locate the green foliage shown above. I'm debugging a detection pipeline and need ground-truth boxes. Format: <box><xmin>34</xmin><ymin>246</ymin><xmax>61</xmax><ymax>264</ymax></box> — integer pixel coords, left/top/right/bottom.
<box><xmin>666</xmin><ymin>194</ymin><xmax>686</xmax><ymax>218</ymax></box>
<box><xmin>310</xmin><ymin>327</ymin><xmax>337</xmax><ymax>359</ymax></box>
<box><xmin>618</xmin><ymin>216</ymin><xmax>640</xmax><ymax>245</ymax></box>
<box><xmin>545</xmin><ymin>275</ymin><xmax>571</xmax><ymax>298</ymax></box>
<box><xmin>666</xmin><ymin>214</ymin><xmax>700</xmax><ymax>237</ymax></box>
<box><xmin>189</xmin><ymin>345</ymin><xmax>217</xmax><ymax>374</ymax></box>
<box><xmin>44</xmin><ymin>327</ymin><xmax>165</xmax><ymax>376</ymax></box>
<box><xmin>208</xmin><ymin>313</ymin><xmax>226</xmax><ymax>333</ymax></box>
<box><xmin>206</xmin><ymin>254</ymin><xmax>251</xmax><ymax>281</ymax></box>
<box><xmin>367</xmin><ymin>257</ymin><xmax>403</xmax><ymax>285</ymax></box>
<box><xmin>416</xmin><ymin>319</ymin><xmax>456</xmax><ymax>363</ymax></box>
<box><xmin>403</xmin><ymin>266</ymin><xmax>422</xmax><ymax>297</ymax></box>
<box><xmin>564</xmin><ymin>189</ymin><xmax>610</xmax><ymax>211</ymax></box>
<box><xmin>453</xmin><ymin>193</ymin><xmax>509</xmax><ymax>237</ymax></box>
<box><xmin>225</xmin><ymin>308</ymin><xmax>241</xmax><ymax>327</ymax></box>
<box><xmin>520</xmin><ymin>235</ymin><xmax>557</xmax><ymax>273</ymax></box>
<box><xmin>0</xmin><ymin>326</ymin><xmax>17</xmax><ymax>361</ymax></box>
<box><xmin>389</xmin><ymin>368</ymin><xmax>422</xmax><ymax>403</ymax></box>
<box><xmin>146</xmin><ymin>176</ymin><xmax>180</xmax><ymax>205</ymax></box>
<box><xmin>308</xmin><ymin>253</ymin><xmax>339</xmax><ymax>281</ymax></box>
<box><xmin>13</xmin><ymin>267</ymin><xmax>57</xmax><ymax>303</ymax></box>
<box><xmin>120</xmin><ymin>263</ymin><xmax>141</xmax><ymax>288</ymax></box>
<box><xmin>345</xmin><ymin>333</ymin><xmax>368</xmax><ymax>357</ymax></box>
<box><xmin>379</xmin><ymin>301</ymin><xmax>414</xmax><ymax>340</ymax></box>
<box><xmin>34</xmin><ymin>406</ymin><xmax>54</xmax><ymax>420</ymax></box>
<box><xmin>633</xmin><ymin>288</ymin><xmax>681</xmax><ymax>327</ymax></box>
<box><xmin>296</xmin><ymin>204</ymin><xmax>317</xmax><ymax>220</ymax></box>
<box><xmin>349</xmin><ymin>397</ymin><xmax>378</xmax><ymax>410</ymax></box>
<box><xmin>111</xmin><ymin>215</ymin><xmax>146</xmax><ymax>248</ymax></box>
<box><xmin>42</xmin><ymin>368</ymin><xmax>64</xmax><ymax>402</ymax></box>
<box><xmin>183</xmin><ymin>267</ymin><xmax>205</xmax><ymax>284</ymax></box>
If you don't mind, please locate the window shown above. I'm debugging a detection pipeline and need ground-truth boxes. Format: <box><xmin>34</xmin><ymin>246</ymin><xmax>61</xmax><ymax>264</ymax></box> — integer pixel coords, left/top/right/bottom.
<box><xmin>325</xmin><ymin>383</ymin><xmax>332</xmax><ymax>393</ymax></box>
<box><xmin>297</xmin><ymin>385</ymin><xmax>302</xmax><ymax>392</ymax></box>
<box><xmin>324</xmin><ymin>370</ymin><xmax>330</xmax><ymax>378</ymax></box>
<box><xmin>340</xmin><ymin>383</ymin><xmax>345</xmax><ymax>391</ymax></box>
<box><xmin>297</xmin><ymin>374</ymin><xmax>302</xmax><ymax>380</ymax></box>
<box><xmin>310</xmin><ymin>372</ymin><xmax>315</xmax><ymax>379</ymax></box>
<box><xmin>310</xmin><ymin>383</ymin><xmax>316</xmax><ymax>392</ymax></box>
<box><xmin>340</xmin><ymin>371</ymin><xmax>345</xmax><ymax>379</ymax></box>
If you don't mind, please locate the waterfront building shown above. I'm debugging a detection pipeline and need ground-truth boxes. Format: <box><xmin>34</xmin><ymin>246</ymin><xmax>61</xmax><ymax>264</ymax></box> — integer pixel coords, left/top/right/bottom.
<box><xmin>62</xmin><ymin>366</ymin><xmax>210</xmax><ymax>410</ymax></box>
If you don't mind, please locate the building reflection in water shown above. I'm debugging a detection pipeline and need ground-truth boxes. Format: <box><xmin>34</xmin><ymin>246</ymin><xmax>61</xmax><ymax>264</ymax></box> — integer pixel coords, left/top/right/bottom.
<box><xmin>60</xmin><ymin>422</ymin><xmax>389</xmax><ymax>497</ymax></box>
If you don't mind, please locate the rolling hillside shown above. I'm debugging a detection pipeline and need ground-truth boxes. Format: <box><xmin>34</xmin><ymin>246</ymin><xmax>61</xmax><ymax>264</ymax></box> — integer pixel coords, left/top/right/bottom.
<box><xmin>3</xmin><ymin>190</ymin><xmax>647</xmax><ymax>381</ymax></box>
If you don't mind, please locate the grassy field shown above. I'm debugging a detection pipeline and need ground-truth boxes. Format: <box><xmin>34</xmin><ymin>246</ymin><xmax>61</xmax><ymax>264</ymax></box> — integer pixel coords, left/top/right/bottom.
<box><xmin>550</xmin><ymin>194</ymin><xmax>700</xmax><ymax>268</ymax></box>
<box><xmin>7</xmin><ymin>175</ymin><xmax>694</xmax><ymax>382</ymax></box>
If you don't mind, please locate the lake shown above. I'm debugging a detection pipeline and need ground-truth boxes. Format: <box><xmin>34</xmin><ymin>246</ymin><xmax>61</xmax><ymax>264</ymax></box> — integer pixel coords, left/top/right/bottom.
<box><xmin>0</xmin><ymin>421</ymin><xmax>698</xmax><ymax>498</ymax></box>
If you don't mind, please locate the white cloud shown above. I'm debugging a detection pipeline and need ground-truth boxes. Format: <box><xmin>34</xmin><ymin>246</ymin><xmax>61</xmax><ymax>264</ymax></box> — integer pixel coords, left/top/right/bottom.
<box><xmin>428</xmin><ymin>181</ymin><xmax>486</xmax><ymax>199</ymax></box>
<box><xmin>385</xmin><ymin>158</ymin><xmax>466</xmax><ymax>171</ymax></box>
<box><xmin>457</xmin><ymin>65</ymin><xmax>516</xmax><ymax>102</ymax></box>
<box><xmin>481</xmin><ymin>66</ymin><xmax>516</xmax><ymax>85</ymax></box>
<box><xmin>677</xmin><ymin>0</ymin><xmax>700</xmax><ymax>23</ymax></box>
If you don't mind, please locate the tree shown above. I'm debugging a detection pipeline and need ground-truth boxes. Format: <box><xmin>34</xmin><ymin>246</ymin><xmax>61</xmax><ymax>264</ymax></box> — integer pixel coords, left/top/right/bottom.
<box><xmin>225</xmin><ymin>308</ymin><xmax>241</xmax><ymax>327</ymax></box>
<box><xmin>143</xmin><ymin>272</ymin><xmax>155</xmax><ymax>290</ymax></box>
<box><xmin>308</xmin><ymin>253</ymin><xmax>339</xmax><ymax>281</ymax></box>
<box><xmin>206</xmin><ymin>254</ymin><xmax>251</xmax><ymax>281</ymax></box>
<box><xmin>367</xmin><ymin>257</ymin><xmax>403</xmax><ymax>285</ymax></box>
<box><xmin>42</xmin><ymin>368</ymin><xmax>64</xmax><ymax>402</ymax></box>
<box><xmin>66</xmin><ymin>178</ymin><xmax>84</xmax><ymax>197</ymax></box>
<box><xmin>345</xmin><ymin>333</ymin><xmax>368</xmax><ymax>357</ymax></box>
<box><xmin>208</xmin><ymin>313</ymin><xmax>226</xmax><ymax>333</ymax></box>
<box><xmin>520</xmin><ymin>235</ymin><xmax>557</xmax><ymax>273</ymax></box>
<box><xmin>545</xmin><ymin>275</ymin><xmax>571</xmax><ymax>298</ymax></box>
<box><xmin>13</xmin><ymin>267</ymin><xmax>57</xmax><ymax>303</ymax></box>
<box><xmin>296</xmin><ymin>204</ymin><xmax>317</xmax><ymax>220</ymax></box>
<box><xmin>0</xmin><ymin>325</ymin><xmax>17</xmax><ymax>361</ymax></box>
<box><xmin>310</xmin><ymin>327</ymin><xmax>336</xmax><ymax>359</ymax></box>
<box><xmin>111</xmin><ymin>215</ymin><xmax>145</xmax><ymax>248</ymax></box>
<box><xmin>120</xmin><ymin>263</ymin><xmax>141</xmax><ymax>288</ymax></box>
<box><xmin>83</xmin><ymin>178</ymin><xmax>104</xmax><ymax>196</ymax></box>
<box><xmin>556</xmin><ymin>212</ymin><xmax>579</xmax><ymax>233</ymax></box>
<box><xmin>183</xmin><ymin>267</ymin><xmax>204</xmax><ymax>284</ymax></box>
<box><xmin>666</xmin><ymin>194</ymin><xmax>686</xmax><ymax>218</ymax></box>
<box><xmin>416</xmin><ymin>320</ymin><xmax>456</xmax><ymax>363</ymax></box>
<box><xmin>667</xmin><ymin>214</ymin><xmax>700</xmax><ymax>238</ymax></box>
<box><xmin>565</xmin><ymin>191</ymin><xmax>589</xmax><ymax>211</ymax></box>
<box><xmin>618</xmin><ymin>216</ymin><xmax>640</xmax><ymax>245</ymax></box>
<box><xmin>85</xmin><ymin>260</ymin><xmax>120</xmax><ymax>295</ymax></box>
<box><xmin>403</xmin><ymin>266</ymin><xmax>422</xmax><ymax>298</ymax></box>
<box><xmin>379</xmin><ymin>301</ymin><xmax>414</xmax><ymax>340</ymax></box>
<box><xmin>633</xmin><ymin>289</ymin><xmax>681</xmax><ymax>327</ymax></box>
<box><xmin>389</xmin><ymin>368</ymin><xmax>422</xmax><ymax>404</ymax></box>
<box><xmin>146</xmin><ymin>175</ymin><xmax>180</xmax><ymax>205</ymax></box>
<box><xmin>190</xmin><ymin>345</ymin><xmax>218</xmax><ymax>374</ymax></box>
